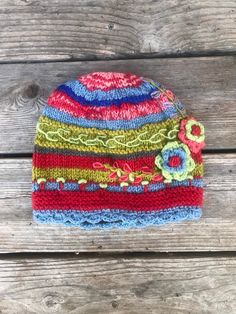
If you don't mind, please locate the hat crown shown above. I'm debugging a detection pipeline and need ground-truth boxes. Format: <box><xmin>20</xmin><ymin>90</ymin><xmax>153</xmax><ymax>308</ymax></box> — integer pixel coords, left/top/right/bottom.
<box><xmin>47</xmin><ymin>71</ymin><xmax>185</xmax><ymax>123</ymax></box>
<box><xmin>32</xmin><ymin>71</ymin><xmax>205</xmax><ymax>229</ymax></box>
<box><xmin>48</xmin><ymin>71</ymin><xmax>161</xmax><ymax>109</ymax></box>
<box><xmin>78</xmin><ymin>71</ymin><xmax>143</xmax><ymax>91</ymax></box>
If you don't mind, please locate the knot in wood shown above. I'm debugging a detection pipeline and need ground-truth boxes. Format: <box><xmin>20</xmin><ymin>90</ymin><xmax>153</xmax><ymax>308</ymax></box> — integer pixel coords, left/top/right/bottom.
<box><xmin>42</xmin><ymin>293</ymin><xmax>64</xmax><ymax>310</ymax></box>
<box><xmin>22</xmin><ymin>83</ymin><xmax>39</xmax><ymax>99</ymax></box>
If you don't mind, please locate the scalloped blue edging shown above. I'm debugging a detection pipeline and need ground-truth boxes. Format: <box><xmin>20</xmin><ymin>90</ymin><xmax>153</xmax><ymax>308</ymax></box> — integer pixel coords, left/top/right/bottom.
<box><xmin>32</xmin><ymin>207</ymin><xmax>202</xmax><ymax>229</ymax></box>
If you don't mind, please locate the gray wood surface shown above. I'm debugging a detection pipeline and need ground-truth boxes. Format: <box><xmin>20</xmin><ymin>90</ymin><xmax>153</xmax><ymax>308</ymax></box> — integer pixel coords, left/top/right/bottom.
<box><xmin>0</xmin><ymin>154</ymin><xmax>235</xmax><ymax>253</ymax></box>
<box><xmin>0</xmin><ymin>1</ymin><xmax>236</xmax><ymax>312</ymax></box>
<box><xmin>0</xmin><ymin>0</ymin><xmax>235</xmax><ymax>62</ymax></box>
<box><xmin>0</xmin><ymin>56</ymin><xmax>235</xmax><ymax>153</ymax></box>
<box><xmin>0</xmin><ymin>255</ymin><xmax>236</xmax><ymax>314</ymax></box>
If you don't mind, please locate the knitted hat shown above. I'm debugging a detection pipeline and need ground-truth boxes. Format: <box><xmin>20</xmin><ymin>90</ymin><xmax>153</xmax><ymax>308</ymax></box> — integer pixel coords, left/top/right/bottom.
<box><xmin>32</xmin><ymin>71</ymin><xmax>205</xmax><ymax>229</ymax></box>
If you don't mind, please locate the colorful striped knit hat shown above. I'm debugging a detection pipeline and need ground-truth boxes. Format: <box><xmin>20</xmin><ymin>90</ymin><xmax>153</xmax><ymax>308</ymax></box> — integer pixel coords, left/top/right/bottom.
<box><xmin>32</xmin><ymin>71</ymin><xmax>205</xmax><ymax>229</ymax></box>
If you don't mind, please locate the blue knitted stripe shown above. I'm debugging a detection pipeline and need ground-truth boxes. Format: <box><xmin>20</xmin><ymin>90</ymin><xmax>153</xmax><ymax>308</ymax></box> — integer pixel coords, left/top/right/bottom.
<box><xmin>32</xmin><ymin>179</ymin><xmax>204</xmax><ymax>192</ymax></box>
<box><xmin>42</xmin><ymin>105</ymin><xmax>178</xmax><ymax>130</ymax></box>
<box><xmin>32</xmin><ymin>206</ymin><xmax>202</xmax><ymax>229</ymax></box>
<box><xmin>57</xmin><ymin>80</ymin><xmax>157</xmax><ymax>106</ymax></box>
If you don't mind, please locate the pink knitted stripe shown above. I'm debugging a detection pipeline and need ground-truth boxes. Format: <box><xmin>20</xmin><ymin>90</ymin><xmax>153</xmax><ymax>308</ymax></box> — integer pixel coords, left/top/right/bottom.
<box><xmin>77</xmin><ymin>72</ymin><xmax>142</xmax><ymax>91</ymax></box>
<box><xmin>48</xmin><ymin>90</ymin><xmax>169</xmax><ymax>121</ymax></box>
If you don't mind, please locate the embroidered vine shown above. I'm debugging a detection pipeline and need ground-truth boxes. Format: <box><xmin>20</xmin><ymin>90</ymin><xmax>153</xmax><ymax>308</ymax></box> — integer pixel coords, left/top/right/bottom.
<box><xmin>141</xmin><ymin>77</ymin><xmax>187</xmax><ymax>117</ymax></box>
<box><xmin>36</xmin><ymin>122</ymin><xmax>179</xmax><ymax>148</ymax></box>
<box><xmin>92</xmin><ymin>161</ymin><xmax>163</xmax><ymax>186</ymax></box>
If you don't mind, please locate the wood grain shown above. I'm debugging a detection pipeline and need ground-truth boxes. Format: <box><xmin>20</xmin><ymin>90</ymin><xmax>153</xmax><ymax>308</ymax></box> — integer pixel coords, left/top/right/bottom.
<box><xmin>0</xmin><ymin>256</ymin><xmax>236</xmax><ymax>313</ymax></box>
<box><xmin>0</xmin><ymin>154</ymin><xmax>235</xmax><ymax>253</ymax></box>
<box><xmin>0</xmin><ymin>0</ymin><xmax>235</xmax><ymax>62</ymax></box>
<box><xmin>0</xmin><ymin>2</ymin><xmax>235</xmax><ymax>311</ymax></box>
<box><xmin>0</xmin><ymin>56</ymin><xmax>235</xmax><ymax>153</ymax></box>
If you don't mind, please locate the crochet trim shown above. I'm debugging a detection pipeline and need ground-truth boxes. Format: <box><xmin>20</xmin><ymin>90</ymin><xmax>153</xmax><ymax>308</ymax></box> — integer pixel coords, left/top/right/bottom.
<box><xmin>33</xmin><ymin>207</ymin><xmax>202</xmax><ymax>229</ymax></box>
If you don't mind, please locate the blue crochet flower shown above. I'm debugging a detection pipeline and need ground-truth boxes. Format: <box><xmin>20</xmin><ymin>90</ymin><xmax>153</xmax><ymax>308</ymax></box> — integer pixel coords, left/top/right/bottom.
<box><xmin>155</xmin><ymin>141</ymin><xmax>195</xmax><ymax>183</ymax></box>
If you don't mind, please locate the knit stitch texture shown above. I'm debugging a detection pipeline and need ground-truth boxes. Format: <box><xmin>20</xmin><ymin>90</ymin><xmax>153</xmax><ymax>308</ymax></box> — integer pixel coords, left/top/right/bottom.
<box><xmin>32</xmin><ymin>71</ymin><xmax>205</xmax><ymax>229</ymax></box>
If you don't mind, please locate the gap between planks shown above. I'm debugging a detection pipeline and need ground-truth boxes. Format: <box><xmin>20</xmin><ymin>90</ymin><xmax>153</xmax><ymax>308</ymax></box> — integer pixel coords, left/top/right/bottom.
<box><xmin>0</xmin><ymin>50</ymin><xmax>235</xmax><ymax>66</ymax></box>
<box><xmin>1</xmin><ymin>251</ymin><xmax>236</xmax><ymax>260</ymax></box>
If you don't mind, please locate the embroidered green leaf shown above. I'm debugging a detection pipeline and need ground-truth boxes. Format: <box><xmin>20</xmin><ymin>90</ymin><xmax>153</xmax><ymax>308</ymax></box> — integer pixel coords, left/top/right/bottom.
<box><xmin>37</xmin><ymin>178</ymin><xmax>46</xmax><ymax>184</ymax></box>
<box><xmin>78</xmin><ymin>179</ymin><xmax>87</xmax><ymax>184</ymax></box>
<box><xmin>141</xmin><ymin>180</ymin><xmax>149</xmax><ymax>185</ymax></box>
<box><xmin>56</xmin><ymin>177</ymin><xmax>65</xmax><ymax>183</ymax></box>
<box><xmin>128</xmin><ymin>173</ymin><xmax>135</xmax><ymax>182</ymax></box>
<box><xmin>116</xmin><ymin>169</ymin><xmax>122</xmax><ymax>177</ymax></box>
<box><xmin>120</xmin><ymin>182</ymin><xmax>129</xmax><ymax>187</ymax></box>
<box><xmin>99</xmin><ymin>183</ymin><xmax>108</xmax><ymax>189</ymax></box>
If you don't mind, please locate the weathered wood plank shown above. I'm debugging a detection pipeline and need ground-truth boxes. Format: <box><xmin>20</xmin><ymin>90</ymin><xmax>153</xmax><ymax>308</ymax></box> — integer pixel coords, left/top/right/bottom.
<box><xmin>0</xmin><ymin>56</ymin><xmax>235</xmax><ymax>153</ymax></box>
<box><xmin>0</xmin><ymin>0</ymin><xmax>235</xmax><ymax>62</ymax></box>
<box><xmin>0</xmin><ymin>154</ymin><xmax>235</xmax><ymax>253</ymax></box>
<box><xmin>0</xmin><ymin>256</ymin><xmax>236</xmax><ymax>313</ymax></box>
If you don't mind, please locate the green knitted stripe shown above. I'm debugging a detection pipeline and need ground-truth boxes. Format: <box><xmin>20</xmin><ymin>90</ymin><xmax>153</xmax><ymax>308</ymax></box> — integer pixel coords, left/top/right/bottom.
<box><xmin>35</xmin><ymin>116</ymin><xmax>181</xmax><ymax>154</ymax></box>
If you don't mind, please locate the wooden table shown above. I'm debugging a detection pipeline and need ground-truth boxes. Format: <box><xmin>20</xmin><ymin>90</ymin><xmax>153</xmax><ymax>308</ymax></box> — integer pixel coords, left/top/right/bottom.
<box><xmin>0</xmin><ymin>1</ymin><xmax>236</xmax><ymax>313</ymax></box>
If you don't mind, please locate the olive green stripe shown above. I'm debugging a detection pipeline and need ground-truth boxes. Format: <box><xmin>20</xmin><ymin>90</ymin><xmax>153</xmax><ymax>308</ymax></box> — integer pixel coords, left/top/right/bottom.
<box><xmin>35</xmin><ymin>115</ymin><xmax>181</xmax><ymax>154</ymax></box>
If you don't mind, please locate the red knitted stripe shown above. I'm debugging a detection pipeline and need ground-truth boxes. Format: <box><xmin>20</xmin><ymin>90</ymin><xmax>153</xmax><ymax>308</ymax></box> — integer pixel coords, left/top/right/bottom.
<box><xmin>191</xmin><ymin>151</ymin><xmax>203</xmax><ymax>163</ymax></box>
<box><xmin>32</xmin><ymin>186</ymin><xmax>203</xmax><ymax>211</ymax></box>
<box><xmin>33</xmin><ymin>153</ymin><xmax>155</xmax><ymax>170</ymax></box>
<box><xmin>78</xmin><ymin>72</ymin><xmax>142</xmax><ymax>91</ymax></box>
<box><xmin>47</xmin><ymin>90</ymin><xmax>166</xmax><ymax>121</ymax></box>
<box><xmin>33</xmin><ymin>151</ymin><xmax>202</xmax><ymax>169</ymax></box>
